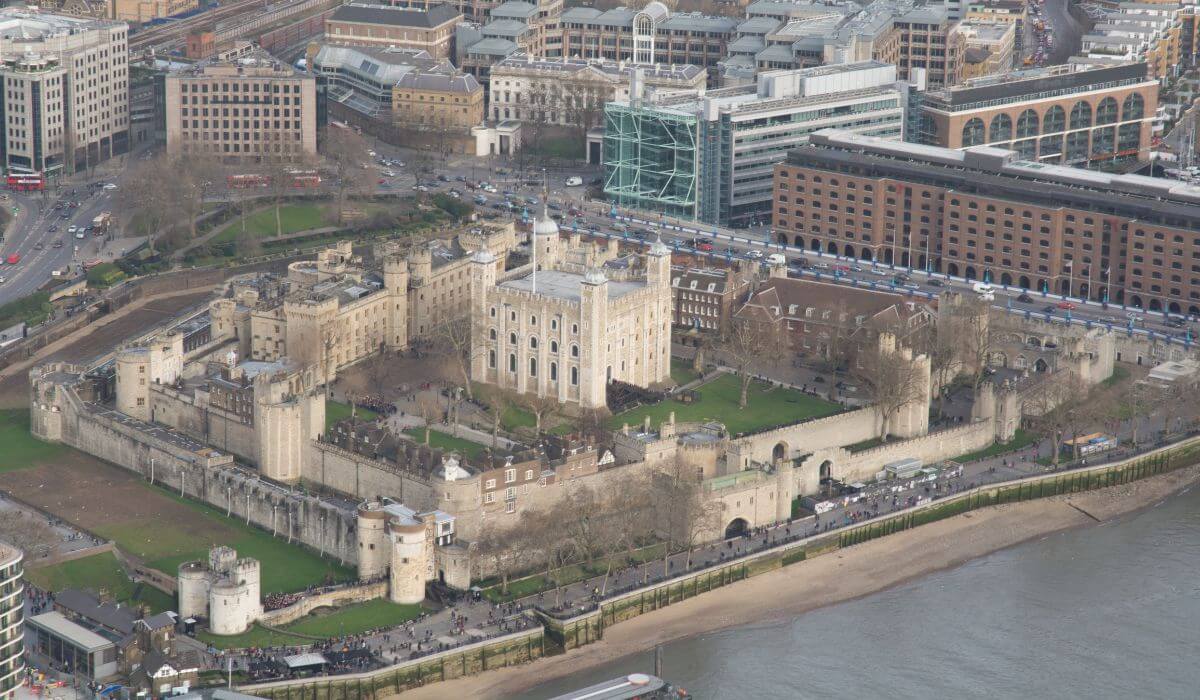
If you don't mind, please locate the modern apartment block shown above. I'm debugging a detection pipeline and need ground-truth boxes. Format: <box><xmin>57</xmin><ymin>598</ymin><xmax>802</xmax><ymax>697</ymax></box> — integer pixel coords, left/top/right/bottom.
<box><xmin>0</xmin><ymin>542</ymin><xmax>22</xmax><ymax>700</ymax></box>
<box><xmin>918</xmin><ymin>62</ymin><xmax>1159</xmax><ymax>170</ymax></box>
<box><xmin>164</xmin><ymin>50</ymin><xmax>317</xmax><ymax>162</ymax></box>
<box><xmin>773</xmin><ymin>129</ymin><xmax>1200</xmax><ymax>314</ymax></box>
<box><xmin>325</xmin><ymin>3</ymin><xmax>462</xmax><ymax>59</ymax></box>
<box><xmin>0</xmin><ymin>9</ymin><xmax>129</xmax><ymax>175</ymax></box>
<box><xmin>604</xmin><ymin>62</ymin><xmax>908</xmax><ymax>227</ymax></box>
<box><xmin>1076</xmin><ymin>2</ymin><xmax>1199</xmax><ymax>81</ymax></box>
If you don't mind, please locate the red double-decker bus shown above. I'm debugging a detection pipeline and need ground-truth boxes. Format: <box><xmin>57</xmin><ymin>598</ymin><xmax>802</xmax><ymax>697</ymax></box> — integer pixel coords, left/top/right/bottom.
<box><xmin>227</xmin><ymin>174</ymin><xmax>270</xmax><ymax>189</ymax></box>
<box><xmin>6</xmin><ymin>172</ymin><xmax>44</xmax><ymax>191</ymax></box>
<box><xmin>287</xmin><ymin>169</ymin><xmax>321</xmax><ymax>188</ymax></box>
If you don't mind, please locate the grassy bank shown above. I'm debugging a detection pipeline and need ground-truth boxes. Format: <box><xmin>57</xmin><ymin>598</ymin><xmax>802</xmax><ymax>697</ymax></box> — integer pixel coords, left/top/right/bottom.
<box><xmin>0</xmin><ymin>409</ymin><xmax>65</xmax><ymax>473</ymax></box>
<box><xmin>25</xmin><ymin>552</ymin><xmax>175</xmax><ymax>614</ymax></box>
<box><xmin>200</xmin><ymin>599</ymin><xmax>425</xmax><ymax>649</ymax></box>
<box><xmin>95</xmin><ymin>483</ymin><xmax>354</xmax><ymax>594</ymax></box>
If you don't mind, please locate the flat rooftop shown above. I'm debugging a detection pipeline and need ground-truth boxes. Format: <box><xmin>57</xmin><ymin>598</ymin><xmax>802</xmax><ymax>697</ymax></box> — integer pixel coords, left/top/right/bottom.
<box><xmin>499</xmin><ymin>270</ymin><xmax>644</xmax><ymax>302</ymax></box>
<box><xmin>29</xmin><ymin>611</ymin><xmax>116</xmax><ymax>652</ymax></box>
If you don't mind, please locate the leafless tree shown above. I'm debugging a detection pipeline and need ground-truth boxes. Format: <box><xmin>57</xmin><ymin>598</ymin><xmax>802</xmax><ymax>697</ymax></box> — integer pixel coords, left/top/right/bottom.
<box><xmin>475</xmin><ymin>384</ymin><xmax>511</xmax><ymax>448</ymax></box>
<box><xmin>414</xmin><ymin>391</ymin><xmax>443</xmax><ymax>445</ymax></box>
<box><xmin>430</xmin><ymin>315</ymin><xmax>476</xmax><ymax>400</ymax></box>
<box><xmin>719</xmin><ymin>317</ymin><xmax>780</xmax><ymax>409</ymax></box>
<box><xmin>1024</xmin><ymin>371</ymin><xmax>1090</xmax><ymax>465</ymax></box>
<box><xmin>942</xmin><ymin>296</ymin><xmax>991</xmax><ymax>396</ymax></box>
<box><xmin>474</xmin><ymin>524</ymin><xmax>524</xmax><ymax>596</ymax></box>
<box><xmin>1118</xmin><ymin>379</ymin><xmax>1157</xmax><ymax>446</ymax></box>
<box><xmin>321</xmin><ymin>128</ymin><xmax>374</xmax><ymax>223</ymax></box>
<box><xmin>521</xmin><ymin>392</ymin><xmax>561</xmax><ymax>434</ymax></box>
<box><xmin>118</xmin><ymin>157</ymin><xmax>176</xmax><ymax>253</ymax></box>
<box><xmin>0</xmin><ymin>511</ymin><xmax>59</xmax><ymax>561</ymax></box>
<box><xmin>852</xmin><ymin>339</ymin><xmax>927</xmax><ymax>441</ymax></box>
<box><xmin>649</xmin><ymin>456</ymin><xmax>724</xmax><ymax>577</ymax></box>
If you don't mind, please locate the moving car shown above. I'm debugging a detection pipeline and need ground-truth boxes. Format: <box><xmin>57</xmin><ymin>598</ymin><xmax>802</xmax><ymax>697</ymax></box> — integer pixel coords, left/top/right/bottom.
<box><xmin>972</xmin><ymin>282</ymin><xmax>995</xmax><ymax>301</ymax></box>
<box><xmin>765</xmin><ymin>253</ymin><xmax>787</xmax><ymax>265</ymax></box>
<box><xmin>1017</xmin><ymin>293</ymin><xmax>1034</xmax><ymax>303</ymax></box>
<box><xmin>565</xmin><ymin>176</ymin><xmax>583</xmax><ymax>187</ymax></box>
<box><xmin>1056</xmin><ymin>300</ymin><xmax>1076</xmax><ymax>310</ymax></box>
<box><xmin>5</xmin><ymin>253</ymin><xmax>19</xmax><ymax>265</ymax></box>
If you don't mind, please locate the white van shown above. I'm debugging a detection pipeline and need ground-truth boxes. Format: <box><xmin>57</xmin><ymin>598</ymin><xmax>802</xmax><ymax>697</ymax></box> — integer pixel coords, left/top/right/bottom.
<box><xmin>765</xmin><ymin>253</ymin><xmax>787</xmax><ymax>265</ymax></box>
<box><xmin>972</xmin><ymin>282</ymin><xmax>995</xmax><ymax>301</ymax></box>
<box><xmin>565</xmin><ymin>176</ymin><xmax>583</xmax><ymax>187</ymax></box>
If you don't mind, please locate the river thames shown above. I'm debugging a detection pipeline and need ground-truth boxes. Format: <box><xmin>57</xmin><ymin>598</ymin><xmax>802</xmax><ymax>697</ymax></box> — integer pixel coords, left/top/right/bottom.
<box><xmin>526</xmin><ymin>485</ymin><xmax>1200</xmax><ymax>699</ymax></box>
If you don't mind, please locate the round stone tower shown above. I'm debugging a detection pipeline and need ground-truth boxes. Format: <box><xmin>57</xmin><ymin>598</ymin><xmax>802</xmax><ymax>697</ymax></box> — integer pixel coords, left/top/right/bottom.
<box><xmin>176</xmin><ymin>561</ymin><xmax>210</xmax><ymax>620</ymax></box>
<box><xmin>356</xmin><ymin>501</ymin><xmax>391</xmax><ymax>581</ymax></box>
<box><xmin>208</xmin><ymin>580</ymin><xmax>255</xmax><ymax>635</ymax></box>
<box><xmin>388</xmin><ymin>522</ymin><xmax>428</xmax><ymax>605</ymax></box>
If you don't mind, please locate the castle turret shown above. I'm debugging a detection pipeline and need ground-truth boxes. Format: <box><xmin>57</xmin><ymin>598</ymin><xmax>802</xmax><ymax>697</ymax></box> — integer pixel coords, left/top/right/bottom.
<box><xmin>532</xmin><ymin>203</ymin><xmax>561</xmax><ymax>271</ymax></box>
<box><xmin>384</xmin><ymin>255</ymin><xmax>410</xmax><ymax>351</ymax></box>
<box><xmin>177</xmin><ymin>562</ymin><xmax>210</xmax><ymax>620</ymax></box>
<box><xmin>357</xmin><ymin>502</ymin><xmax>391</xmax><ymax>581</ymax></box>
<box><xmin>388</xmin><ymin>522</ymin><xmax>428</xmax><ymax>605</ymax></box>
<box><xmin>578</xmin><ymin>268</ymin><xmax>610</xmax><ymax>409</ymax></box>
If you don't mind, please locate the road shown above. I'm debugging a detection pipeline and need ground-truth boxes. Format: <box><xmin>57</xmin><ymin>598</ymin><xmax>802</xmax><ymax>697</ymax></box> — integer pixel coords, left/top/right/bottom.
<box><xmin>0</xmin><ymin>182</ymin><xmax>122</xmax><ymax>307</ymax></box>
<box><xmin>1043</xmin><ymin>0</ymin><xmax>1088</xmax><ymax>65</ymax></box>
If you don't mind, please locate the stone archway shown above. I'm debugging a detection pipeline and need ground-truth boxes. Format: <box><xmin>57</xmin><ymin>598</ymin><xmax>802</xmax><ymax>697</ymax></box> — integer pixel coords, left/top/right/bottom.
<box><xmin>772</xmin><ymin>441</ymin><xmax>789</xmax><ymax>463</ymax></box>
<box><xmin>988</xmin><ymin>350</ymin><xmax>1008</xmax><ymax>368</ymax></box>
<box><xmin>724</xmin><ymin>517</ymin><xmax>750</xmax><ymax>539</ymax></box>
<box><xmin>1034</xmin><ymin>358</ymin><xmax>1049</xmax><ymax>373</ymax></box>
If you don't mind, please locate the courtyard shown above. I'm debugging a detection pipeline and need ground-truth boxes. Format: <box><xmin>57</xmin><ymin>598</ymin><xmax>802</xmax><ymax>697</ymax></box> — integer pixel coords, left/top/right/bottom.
<box><xmin>610</xmin><ymin>373</ymin><xmax>842</xmax><ymax>435</ymax></box>
<box><xmin>198</xmin><ymin>599</ymin><xmax>426</xmax><ymax>649</ymax></box>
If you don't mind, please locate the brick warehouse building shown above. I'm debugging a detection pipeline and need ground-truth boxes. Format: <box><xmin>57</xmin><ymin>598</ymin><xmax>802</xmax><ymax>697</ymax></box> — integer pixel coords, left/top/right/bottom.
<box><xmin>772</xmin><ymin>130</ymin><xmax>1200</xmax><ymax>315</ymax></box>
<box><xmin>917</xmin><ymin>62</ymin><xmax>1159</xmax><ymax>171</ymax></box>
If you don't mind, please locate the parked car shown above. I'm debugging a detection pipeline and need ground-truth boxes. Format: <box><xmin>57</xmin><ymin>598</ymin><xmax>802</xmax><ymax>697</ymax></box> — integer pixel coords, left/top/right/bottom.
<box><xmin>565</xmin><ymin>176</ymin><xmax>583</xmax><ymax>187</ymax></box>
<box><xmin>1056</xmin><ymin>300</ymin><xmax>1076</xmax><ymax>310</ymax></box>
<box><xmin>1017</xmin><ymin>293</ymin><xmax>1034</xmax><ymax>303</ymax></box>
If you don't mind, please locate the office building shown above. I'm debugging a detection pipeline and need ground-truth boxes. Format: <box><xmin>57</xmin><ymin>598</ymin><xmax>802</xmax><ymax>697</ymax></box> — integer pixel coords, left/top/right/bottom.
<box><xmin>604</xmin><ymin>62</ymin><xmax>907</xmax><ymax>227</ymax></box>
<box><xmin>1076</xmin><ymin>2</ymin><xmax>1199</xmax><ymax>81</ymax></box>
<box><xmin>0</xmin><ymin>9</ymin><xmax>129</xmax><ymax>175</ymax></box>
<box><xmin>164</xmin><ymin>50</ymin><xmax>317</xmax><ymax>162</ymax></box>
<box><xmin>560</xmin><ymin>2</ymin><xmax>738</xmax><ymax>72</ymax></box>
<box><xmin>918</xmin><ymin>62</ymin><xmax>1159</xmax><ymax>169</ymax></box>
<box><xmin>325</xmin><ymin>4</ymin><xmax>462</xmax><ymax>59</ymax></box>
<box><xmin>393</xmin><ymin>71</ymin><xmax>484</xmax><ymax>128</ymax></box>
<box><xmin>956</xmin><ymin>20</ymin><xmax>1014</xmax><ymax>78</ymax></box>
<box><xmin>487</xmin><ymin>55</ymin><xmax>704</xmax><ymax>126</ymax></box>
<box><xmin>773</xmin><ymin>129</ymin><xmax>1200</xmax><ymax>314</ymax></box>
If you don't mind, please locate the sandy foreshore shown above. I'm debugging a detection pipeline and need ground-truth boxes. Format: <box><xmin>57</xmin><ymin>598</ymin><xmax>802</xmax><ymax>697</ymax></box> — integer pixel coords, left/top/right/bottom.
<box><xmin>397</xmin><ymin>464</ymin><xmax>1200</xmax><ymax>700</ymax></box>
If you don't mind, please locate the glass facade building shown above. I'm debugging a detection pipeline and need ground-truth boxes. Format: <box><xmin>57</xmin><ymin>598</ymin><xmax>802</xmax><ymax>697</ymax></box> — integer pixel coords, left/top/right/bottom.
<box><xmin>603</xmin><ymin>62</ymin><xmax>907</xmax><ymax>227</ymax></box>
<box><xmin>0</xmin><ymin>544</ymin><xmax>23</xmax><ymax>700</ymax></box>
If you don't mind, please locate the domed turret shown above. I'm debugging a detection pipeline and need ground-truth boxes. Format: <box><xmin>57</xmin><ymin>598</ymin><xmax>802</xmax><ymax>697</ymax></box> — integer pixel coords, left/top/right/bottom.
<box><xmin>532</xmin><ymin>204</ymin><xmax>559</xmax><ymax>238</ymax></box>
<box><xmin>649</xmin><ymin>233</ymin><xmax>670</xmax><ymax>257</ymax></box>
<box><xmin>583</xmin><ymin>267</ymin><xmax>608</xmax><ymax>285</ymax></box>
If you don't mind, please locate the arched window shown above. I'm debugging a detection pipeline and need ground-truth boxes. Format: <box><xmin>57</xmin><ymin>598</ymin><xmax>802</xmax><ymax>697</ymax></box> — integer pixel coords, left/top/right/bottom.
<box><xmin>570</xmin><ymin>344</ymin><xmax>579</xmax><ymax>358</ymax></box>
<box><xmin>989</xmin><ymin>113</ymin><xmax>1012</xmax><ymax>142</ymax></box>
<box><xmin>1066</xmin><ymin>131</ymin><xmax>1089</xmax><ymax>161</ymax></box>
<box><xmin>488</xmin><ymin>350</ymin><xmax>496</xmax><ymax>368</ymax></box>
<box><xmin>961</xmin><ymin>118</ymin><xmax>985</xmax><ymax>147</ymax></box>
<box><xmin>508</xmin><ymin>353</ymin><xmax>516</xmax><ymax>372</ymax></box>
<box><xmin>490</xmin><ymin>307</ymin><xmax>497</xmax><ymax>318</ymax></box>
<box><xmin>529</xmin><ymin>315</ymin><xmax>537</xmax><ymax>325</ymax></box>
<box><xmin>550</xmin><ymin>340</ymin><xmax>558</xmax><ymax>353</ymax></box>
<box><xmin>1118</xmin><ymin>122</ymin><xmax>1141</xmax><ymax>152</ymax></box>
<box><xmin>529</xmin><ymin>357</ymin><xmax>537</xmax><ymax>377</ymax></box>
<box><xmin>550</xmin><ymin>362</ymin><xmax>558</xmax><ymax>381</ymax></box>
<box><xmin>1069</xmin><ymin>101</ymin><xmax>1092</xmax><ymax>130</ymax></box>
<box><xmin>570</xmin><ymin>366</ymin><xmax>578</xmax><ymax>385</ymax></box>
<box><xmin>1043</xmin><ymin>105</ymin><xmax>1065</xmax><ymax>133</ymax></box>
<box><xmin>1095</xmin><ymin>97</ymin><xmax>1118</xmax><ymax>125</ymax></box>
<box><xmin>571</xmin><ymin>323</ymin><xmax>579</xmax><ymax>334</ymax></box>
<box><xmin>551</xmin><ymin>319</ymin><xmax>558</xmax><ymax>330</ymax></box>
<box><xmin>509</xmin><ymin>332</ymin><xmax>517</xmax><ymax>345</ymax></box>
<box><xmin>1016</xmin><ymin>109</ymin><xmax>1038</xmax><ymax>139</ymax></box>
<box><xmin>529</xmin><ymin>336</ymin><xmax>538</xmax><ymax>349</ymax></box>
<box><xmin>489</xmin><ymin>328</ymin><xmax>496</xmax><ymax>340</ymax></box>
<box><xmin>1122</xmin><ymin>93</ymin><xmax>1144</xmax><ymax>121</ymax></box>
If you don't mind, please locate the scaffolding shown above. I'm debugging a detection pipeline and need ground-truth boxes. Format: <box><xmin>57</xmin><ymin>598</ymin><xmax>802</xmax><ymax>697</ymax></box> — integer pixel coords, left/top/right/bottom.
<box><xmin>602</xmin><ymin>103</ymin><xmax>700</xmax><ymax>221</ymax></box>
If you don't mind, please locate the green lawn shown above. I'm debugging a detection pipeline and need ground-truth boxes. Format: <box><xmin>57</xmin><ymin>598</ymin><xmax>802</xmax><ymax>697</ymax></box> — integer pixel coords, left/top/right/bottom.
<box><xmin>403</xmin><ymin>427</ymin><xmax>489</xmax><ymax>460</ymax></box>
<box><xmin>211</xmin><ymin>204</ymin><xmax>328</xmax><ymax>243</ymax></box>
<box><xmin>609</xmin><ymin>374</ymin><xmax>842</xmax><ymax>435</ymax></box>
<box><xmin>25</xmin><ymin>552</ymin><xmax>174</xmax><ymax>614</ymax></box>
<box><xmin>200</xmin><ymin>600</ymin><xmax>425</xmax><ymax>649</ymax></box>
<box><xmin>198</xmin><ymin>625</ymin><xmax>311</xmax><ymax>650</ymax></box>
<box><xmin>670</xmin><ymin>358</ymin><xmax>701</xmax><ymax>386</ymax></box>
<box><xmin>325</xmin><ymin>399</ymin><xmax>378</xmax><ymax>430</ymax></box>
<box><xmin>951</xmin><ymin>428</ymin><xmax>1039</xmax><ymax>464</ymax></box>
<box><xmin>94</xmin><ymin>483</ymin><xmax>354</xmax><ymax>595</ymax></box>
<box><xmin>0</xmin><ymin>409</ymin><xmax>65</xmax><ymax>473</ymax></box>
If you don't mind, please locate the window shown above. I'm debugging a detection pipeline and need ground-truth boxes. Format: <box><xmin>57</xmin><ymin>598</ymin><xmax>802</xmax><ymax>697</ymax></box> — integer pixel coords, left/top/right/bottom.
<box><xmin>488</xmin><ymin>350</ymin><xmax>496</xmax><ymax>368</ymax></box>
<box><xmin>525</xmin><ymin>469</ymin><xmax>534</xmax><ymax>480</ymax></box>
<box><xmin>485</xmin><ymin>478</ymin><xmax>496</xmax><ymax>489</ymax></box>
<box><xmin>509</xmin><ymin>353</ymin><xmax>516</xmax><ymax>372</ymax></box>
<box><xmin>570</xmin><ymin>366</ymin><xmax>579</xmax><ymax>385</ymax></box>
<box><xmin>529</xmin><ymin>357</ymin><xmax>537</xmax><ymax>377</ymax></box>
<box><xmin>550</xmin><ymin>361</ymin><xmax>558</xmax><ymax>381</ymax></box>
<box><xmin>484</xmin><ymin>492</ymin><xmax>495</xmax><ymax>504</ymax></box>
<box><xmin>505</xmin><ymin>468</ymin><xmax>516</xmax><ymax>483</ymax></box>
<box><xmin>570</xmin><ymin>344</ymin><xmax>579</xmax><ymax>357</ymax></box>
<box><xmin>550</xmin><ymin>340</ymin><xmax>558</xmax><ymax>353</ymax></box>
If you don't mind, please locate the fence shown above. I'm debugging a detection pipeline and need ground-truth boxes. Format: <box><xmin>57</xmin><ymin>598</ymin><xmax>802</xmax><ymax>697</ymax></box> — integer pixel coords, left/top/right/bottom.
<box><xmin>244</xmin><ymin>627</ymin><xmax>545</xmax><ymax>700</ymax></box>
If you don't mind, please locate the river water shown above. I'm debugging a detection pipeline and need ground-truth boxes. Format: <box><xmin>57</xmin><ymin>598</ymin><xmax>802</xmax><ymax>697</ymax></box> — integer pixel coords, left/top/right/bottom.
<box><xmin>525</xmin><ymin>486</ymin><xmax>1200</xmax><ymax>699</ymax></box>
